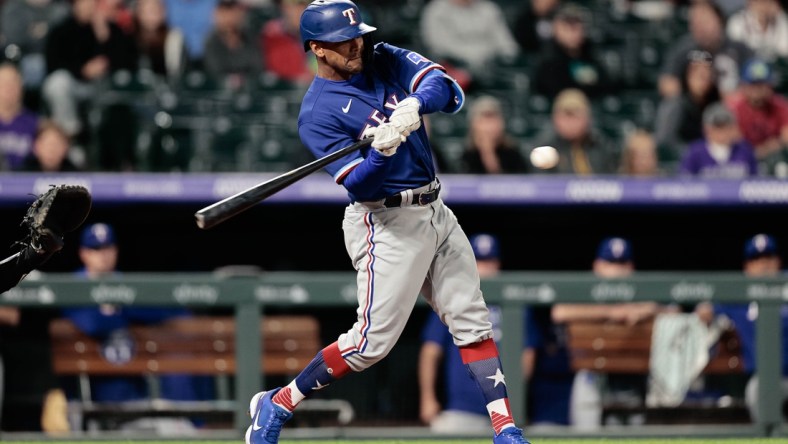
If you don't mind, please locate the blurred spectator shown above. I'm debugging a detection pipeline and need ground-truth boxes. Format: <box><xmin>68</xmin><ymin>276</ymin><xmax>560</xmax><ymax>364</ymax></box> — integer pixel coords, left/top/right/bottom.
<box><xmin>97</xmin><ymin>0</ymin><xmax>135</xmax><ymax>35</ymax></box>
<box><xmin>726</xmin><ymin>0</ymin><xmax>788</xmax><ymax>62</ymax></box>
<box><xmin>655</xmin><ymin>51</ymin><xmax>722</xmax><ymax>159</ymax></box>
<box><xmin>0</xmin><ymin>63</ymin><xmax>39</xmax><ymax>170</ymax></box>
<box><xmin>419</xmin><ymin>233</ymin><xmax>503</xmax><ymax>433</ymax></box>
<box><xmin>533</xmin><ymin>88</ymin><xmax>619</xmax><ymax>174</ymax></box>
<box><xmin>702</xmin><ymin>234</ymin><xmax>788</xmax><ymax>424</ymax></box>
<box><xmin>531</xmin><ymin>3</ymin><xmax>612</xmax><ymax>100</ymax></box>
<box><xmin>679</xmin><ymin>102</ymin><xmax>758</xmax><ymax>178</ymax></box>
<box><xmin>62</xmin><ymin>223</ymin><xmax>212</xmax><ymax>432</ymax></box>
<box><xmin>659</xmin><ymin>1</ymin><xmax>753</xmax><ymax>98</ymax></box>
<box><xmin>203</xmin><ymin>0</ymin><xmax>261</xmax><ymax>88</ymax></box>
<box><xmin>133</xmin><ymin>0</ymin><xmax>186</xmax><ymax>80</ymax></box>
<box><xmin>164</xmin><ymin>0</ymin><xmax>218</xmax><ymax>66</ymax></box>
<box><xmin>0</xmin><ymin>0</ymin><xmax>68</xmax><ymax>88</ymax></box>
<box><xmin>513</xmin><ymin>0</ymin><xmax>561</xmax><ymax>53</ymax></box>
<box><xmin>42</xmin><ymin>0</ymin><xmax>138</xmax><ymax>138</ymax></box>
<box><xmin>420</xmin><ymin>0</ymin><xmax>519</xmax><ymax>76</ymax></box>
<box><xmin>619</xmin><ymin>129</ymin><xmax>661</xmax><ymax>176</ymax></box>
<box><xmin>460</xmin><ymin>95</ymin><xmax>528</xmax><ymax>174</ymax></box>
<box><xmin>259</xmin><ymin>0</ymin><xmax>315</xmax><ymax>85</ymax></box>
<box><xmin>726</xmin><ymin>59</ymin><xmax>788</xmax><ymax>160</ymax></box>
<box><xmin>20</xmin><ymin>119</ymin><xmax>80</xmax><ymax>172</ymax></box>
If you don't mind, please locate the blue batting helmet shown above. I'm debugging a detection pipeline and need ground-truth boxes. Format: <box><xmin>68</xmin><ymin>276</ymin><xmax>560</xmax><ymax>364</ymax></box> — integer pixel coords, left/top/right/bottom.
<box><xmin>300</xmin><ymin>0</ymin><xmax>376</xmax><ymax>51</ymax></box>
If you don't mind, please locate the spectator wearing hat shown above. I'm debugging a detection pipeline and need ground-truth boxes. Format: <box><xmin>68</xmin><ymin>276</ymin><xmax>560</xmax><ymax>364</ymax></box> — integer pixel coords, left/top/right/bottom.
<box><xmin>259</xmin><ymin>0</ymin><xmax>315</xmax><ymax>85</ymax></box>
<box><xmin>654</xmin><ymin>50</ymin><xmax>723</xmax><ymax>166</ymax></box>
<box><xmin>203</xmin><ymin>0</ymin><xmax>261</xmax><ymax>89</ymax></box>
<box><xmin>727</xmin><ymin>0</ymin><xmax>788</xmax><ymax>62</ymax></box>
<box><xmin>679</xmin><ymin>102</ymin><xmax>758</xmax><ymax>178</ymax></box>
<box><xmin>659</xmin><ymin>1</ymin><xmax>753</xmax><ymax>99</ymax></box>
<box><xmin>419</xmin><ymin>233</ymin><xmax>504</xmax><ymax>433</ymax></box>
<box><xmin>531</xmin><ymin>3</ymin><xmax>613</xmax><ymax>100</ymax></box>
<box><xmin>460</xmin><ymin>96</ymin><xmax>528</xmax><ymax>174</ymax></box>
<box><xmin>700</xmin><ymin>234</ymin><xmax>788</xmax><ymax>423</ymax></box>
<box><xmin>533</xmin><ymin>88</ymin><xmax>619</xmax><ymax>175</ymax></box>
<box><xmin>61</xmin><ymin>223</ymin><xmax>212</xmax><ymax>432</ymax></box>
<box><xmin>726</xmin><ymin>59</ymin><xmax>788</xmax><ymax>161</ymax></box>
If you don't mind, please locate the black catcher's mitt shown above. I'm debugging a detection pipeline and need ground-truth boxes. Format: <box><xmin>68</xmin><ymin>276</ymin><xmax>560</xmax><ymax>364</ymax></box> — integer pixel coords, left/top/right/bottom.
<box><xmin>21</xmin><ymin>185</ymin><xmax>92</xmax><ymax>253</ymax></box>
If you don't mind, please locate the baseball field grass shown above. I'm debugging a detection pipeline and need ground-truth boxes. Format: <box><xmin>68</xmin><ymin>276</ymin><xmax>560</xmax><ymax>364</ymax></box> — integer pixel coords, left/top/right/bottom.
<box><xmin>4</xmin><ymin>440</ymin><xmax>788</xmax><ymax>444</ymax></box>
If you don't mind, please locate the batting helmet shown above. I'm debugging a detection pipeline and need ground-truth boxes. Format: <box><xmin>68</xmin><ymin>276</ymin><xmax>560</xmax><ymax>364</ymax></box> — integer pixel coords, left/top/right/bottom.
<box><xmin>300</xmin><ymin>0</ymin><xmax>376</xmax><ymax>51</ymax></box>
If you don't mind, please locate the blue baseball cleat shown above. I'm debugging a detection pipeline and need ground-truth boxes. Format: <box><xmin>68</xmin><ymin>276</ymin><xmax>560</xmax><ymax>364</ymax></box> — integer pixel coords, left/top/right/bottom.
<box><xmin>244</xmin><ymin>388</ymin><xmax>293</xmax><ymax>444</ymax></box>
<box><xmin>493</xmin><ymin>426</ymin><xmax>532</xmax><ymax>444</ymax></box>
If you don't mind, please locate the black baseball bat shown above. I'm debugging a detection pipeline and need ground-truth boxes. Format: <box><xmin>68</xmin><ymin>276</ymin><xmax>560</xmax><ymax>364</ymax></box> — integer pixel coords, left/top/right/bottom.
<box><xmin>195</xmin><ymin>138</ymin><xmax>372</xmax><ymax>229</ymax></box>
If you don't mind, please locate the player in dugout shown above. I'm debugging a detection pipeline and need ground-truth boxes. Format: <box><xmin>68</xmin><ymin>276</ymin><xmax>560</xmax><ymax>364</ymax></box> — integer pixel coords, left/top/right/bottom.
<box><xmin>244</xmin><ymin>1</ymin><xmax>531</xmax><ymax>444</ymax></box>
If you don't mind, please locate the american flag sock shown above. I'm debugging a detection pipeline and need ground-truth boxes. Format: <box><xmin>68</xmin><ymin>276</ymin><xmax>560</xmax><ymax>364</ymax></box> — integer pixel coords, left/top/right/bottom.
<box><xmin>271</xmin><ymin>341</ymin><xmax>352</xmax><ymax>412</ymax></box>
<box><xmin>459</xmin><ymin>338</ymin><xmax>516</xmax><ymax>435</ymax></box>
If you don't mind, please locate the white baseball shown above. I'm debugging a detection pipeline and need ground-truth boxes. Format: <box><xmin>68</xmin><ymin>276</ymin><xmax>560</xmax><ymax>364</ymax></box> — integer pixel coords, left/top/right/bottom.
<box><xmin>529</xmin><ymin>145</ymin><xmax>559</xmax><ymax>169</ymax></box>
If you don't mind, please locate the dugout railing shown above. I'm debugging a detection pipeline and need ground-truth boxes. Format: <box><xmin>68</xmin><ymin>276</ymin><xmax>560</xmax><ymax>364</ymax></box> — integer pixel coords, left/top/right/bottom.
<box><xmin>4</xmin><ymin>272</ymin><xmax>785</xmax><ymax>437</ymax></box>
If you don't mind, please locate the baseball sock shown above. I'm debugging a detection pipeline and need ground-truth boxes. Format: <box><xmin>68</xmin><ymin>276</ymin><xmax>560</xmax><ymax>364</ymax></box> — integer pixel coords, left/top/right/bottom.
<box><xmin>459</xmin><ymin>338</ymin><xmax>516</xmax><ymax>434</ymax></box>
<box><xmin>272</xmin><ymin>341</ymin><xmax>351</xmax><ymax>412</ymax></box>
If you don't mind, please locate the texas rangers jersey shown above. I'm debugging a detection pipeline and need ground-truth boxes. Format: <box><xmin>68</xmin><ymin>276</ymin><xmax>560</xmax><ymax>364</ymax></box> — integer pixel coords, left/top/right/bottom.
<box><xmin>298</xmin><ymin>42</ymin><xmax>462</xmax><ymax>202</ymax></box>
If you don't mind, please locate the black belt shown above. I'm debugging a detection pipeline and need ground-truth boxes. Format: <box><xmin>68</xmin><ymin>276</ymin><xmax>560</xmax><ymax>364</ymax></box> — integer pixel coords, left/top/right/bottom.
<box><xmin>383</xmin><ymin>185</ymin><xmax>441</xmax><ymax>207</ymax></box>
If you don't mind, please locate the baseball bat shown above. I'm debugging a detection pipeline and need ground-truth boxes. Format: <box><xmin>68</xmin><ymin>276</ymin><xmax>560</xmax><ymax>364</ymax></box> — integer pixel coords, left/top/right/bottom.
<box><xmin>195</xmin><ymin>138</ymin><xmax>373</xmax><ymax>229</ymax></box>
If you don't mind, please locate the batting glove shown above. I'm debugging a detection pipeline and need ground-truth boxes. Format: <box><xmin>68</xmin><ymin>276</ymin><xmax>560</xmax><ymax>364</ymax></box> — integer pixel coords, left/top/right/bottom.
<box><xmin>389</xmin><ymin>97</ymin><xmax>421</xmax><ymax>136</ymax></box>
<box><xmin>363</xmin><ymin>123</ymin><xmax>405</xmax><ymax>157</ymax></box>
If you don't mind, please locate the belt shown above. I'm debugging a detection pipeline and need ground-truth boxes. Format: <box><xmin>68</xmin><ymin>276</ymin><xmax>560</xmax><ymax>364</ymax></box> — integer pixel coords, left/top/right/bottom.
<box><xmin>383</xmin><ymin>184</ymin><xmax>441</xmax><ymax>207</ymax></box>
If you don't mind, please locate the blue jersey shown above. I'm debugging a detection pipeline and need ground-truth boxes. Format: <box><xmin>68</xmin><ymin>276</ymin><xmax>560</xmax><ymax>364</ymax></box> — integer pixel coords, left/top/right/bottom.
<box><xmin>298</xmin><ymin>42</ymin><xmax>463</xmax><ymax>202</ymax></box>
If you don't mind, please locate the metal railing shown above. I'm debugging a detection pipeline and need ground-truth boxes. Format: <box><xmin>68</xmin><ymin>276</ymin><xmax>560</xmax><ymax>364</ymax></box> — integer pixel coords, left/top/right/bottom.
<box><xmin>5</xmin><ymin>271</ymin><xmax>785</xmax><ymax>436</ymax></box>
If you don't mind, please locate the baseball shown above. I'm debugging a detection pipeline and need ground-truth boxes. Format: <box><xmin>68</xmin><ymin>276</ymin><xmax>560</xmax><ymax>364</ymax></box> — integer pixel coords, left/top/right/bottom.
<box><xmin>529</xmin><ymin>146</ymin><xmax>559</xmax><ymax>169</ymax></box>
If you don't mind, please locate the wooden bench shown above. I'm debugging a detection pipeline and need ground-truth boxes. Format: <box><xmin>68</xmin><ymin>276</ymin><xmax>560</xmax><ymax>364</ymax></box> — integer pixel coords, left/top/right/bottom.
<box><xmin>566</xmin><ymin>319</ymin><xmax>748</xmax><ymax>424</ymax></box>
<box><xmin>50</xmin><ymin>315</ymin><xmax>354</xmax><ymax>430</ymax></box>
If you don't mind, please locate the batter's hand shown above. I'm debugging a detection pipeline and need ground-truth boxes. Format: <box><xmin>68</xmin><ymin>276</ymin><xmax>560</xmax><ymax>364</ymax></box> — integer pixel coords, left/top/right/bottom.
<box><xmin>389</xmin><ymin>97</ymin><xmax>421</xmax><ymax>136</ymax></box>
<box><xmin>363</xmin><ymin>123</ymin><xmax>405</xmax><ymax>157</ymax></box>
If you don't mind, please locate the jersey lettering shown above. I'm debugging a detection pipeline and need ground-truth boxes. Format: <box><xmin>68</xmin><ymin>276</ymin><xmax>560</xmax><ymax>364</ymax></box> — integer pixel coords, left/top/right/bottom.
<box><xmin>342</xmin><ymin>8</ymin><xmax>358</xmax><ymax>25</ymax></box>
<box><xmin>384</xmin><ymin>94</ymin><xmax>400</xmax><ymax>111</ymax></box>
<box><xmin>369</xmin><ymin>109</ymin><xmax>387</xmax><ymax>125</ymax></box>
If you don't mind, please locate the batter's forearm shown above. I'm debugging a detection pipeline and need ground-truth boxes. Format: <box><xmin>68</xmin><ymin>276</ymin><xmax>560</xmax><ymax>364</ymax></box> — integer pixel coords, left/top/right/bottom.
<box><xmin>410</xmin><ymin>70</ymin><xmax>453</xmax><ymax>114</ymax></box>
<box><xmin>341</xmin><ymin>150</ymin><xmax>394</xmax><ymax>200</ymax></box>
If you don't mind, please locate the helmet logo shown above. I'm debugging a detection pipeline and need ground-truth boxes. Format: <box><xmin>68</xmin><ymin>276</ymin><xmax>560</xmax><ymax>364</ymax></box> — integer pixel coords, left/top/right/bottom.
<box><xmin>342</xmin><ymin>8</ymin><xmax>358</xmax><ymax>25</ymax></box>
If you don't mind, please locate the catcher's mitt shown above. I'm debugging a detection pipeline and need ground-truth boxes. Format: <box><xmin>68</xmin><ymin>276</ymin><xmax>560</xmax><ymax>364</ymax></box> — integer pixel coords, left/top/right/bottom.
<box><xmin>21</xmin><ymin>185</ymin><xmax>92</xmax><ymax>253</ymax></box>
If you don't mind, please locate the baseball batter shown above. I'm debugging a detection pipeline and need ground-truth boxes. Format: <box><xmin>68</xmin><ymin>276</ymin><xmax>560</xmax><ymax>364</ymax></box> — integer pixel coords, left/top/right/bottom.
<box><xmin>245</xmin><ymin>2</ymin><xmax>530</xmax><ymax>444</ymax></box>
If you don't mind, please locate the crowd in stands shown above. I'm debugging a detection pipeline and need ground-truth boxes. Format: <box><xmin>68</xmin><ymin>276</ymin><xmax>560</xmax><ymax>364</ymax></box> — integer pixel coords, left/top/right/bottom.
<box><xmin>0</xmin><ymin>0</ymin><xmax>784</xmax><ymax>175</ymax></box>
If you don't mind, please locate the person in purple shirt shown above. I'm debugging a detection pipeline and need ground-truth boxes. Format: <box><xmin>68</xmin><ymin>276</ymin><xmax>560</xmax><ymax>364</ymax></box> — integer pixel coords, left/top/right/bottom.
<box><xmin>0</xmin><ymin>63</ymin><xmax>38</xmax><ymax>170</ymax></box>
<box><xmin>679</xmin><ymin>102</ymin><xmax>758</xmax><ymax>178</ymax></box>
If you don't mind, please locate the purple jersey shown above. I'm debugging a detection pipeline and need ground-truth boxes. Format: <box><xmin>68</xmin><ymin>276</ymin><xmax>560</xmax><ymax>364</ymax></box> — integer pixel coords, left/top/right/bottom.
<box><xmin>0</xmin><ymin>110</ymin><xmax>37</xmax><ymax>170</ymax></box>
<box><xmin>298</xmin><ymin>42</ymin><xmax>462</xmax><ymax>202</ymax></box>
<box><xmin>679</xmin><ymin>139</ymin><xmax>758</xmax><ymax>178</ymax></box>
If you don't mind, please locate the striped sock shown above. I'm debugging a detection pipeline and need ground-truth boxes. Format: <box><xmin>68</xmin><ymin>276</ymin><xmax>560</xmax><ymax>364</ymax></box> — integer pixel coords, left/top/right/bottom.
<box><xmin>459</xmin><ymin>338</ymin><xmax>516</xmax><ymax>434</ymax></box>
<box><xmin>271</xmin><ymin>341</ymin><xmax>352</xmax><ymax>412</ymax></box>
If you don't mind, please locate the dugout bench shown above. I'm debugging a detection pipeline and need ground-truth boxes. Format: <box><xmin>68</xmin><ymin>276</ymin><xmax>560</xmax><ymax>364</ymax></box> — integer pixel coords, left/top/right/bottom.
<box><xmin>566</xmin><ymin>318</ymin><xmax>749</xmax><ymax>425</ymax></box>
<box><xmin>50</xmin><ymin>315</ymin><xmax>354</xmax><ymax>431</ymax></box>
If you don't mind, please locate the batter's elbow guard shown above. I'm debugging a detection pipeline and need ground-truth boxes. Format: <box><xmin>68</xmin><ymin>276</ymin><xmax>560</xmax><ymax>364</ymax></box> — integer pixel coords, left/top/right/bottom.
<box><xmin>440</xmin><ymin>73</ymin><xmax>465</xmax><ymax>114</ymax></box>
